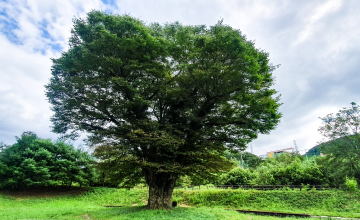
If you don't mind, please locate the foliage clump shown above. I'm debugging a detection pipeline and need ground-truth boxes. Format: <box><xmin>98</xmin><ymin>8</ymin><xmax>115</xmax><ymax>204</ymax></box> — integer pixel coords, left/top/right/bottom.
<box><xmin>0</xmin><ymin>132</ymin><xmax>96</xmax><ymax>189</ymax></box>
<box><xmin>218</xmin><ymin>167</ymin><xmax>255</xmax><ymax>185</ymax></box>
<box><xmin>254</xmin><ymin>153</ymin><xmax>328</xmax><ymax>185</ymax></box>
<box><xmin>218</xmin><ymin>153</ymin><xmax>329</xmax><ymax>185</ymax></box>
<box><xmin>345</xmin><ymin>177</ymin><xmax>357</xmax><ymax>192</ymax></box>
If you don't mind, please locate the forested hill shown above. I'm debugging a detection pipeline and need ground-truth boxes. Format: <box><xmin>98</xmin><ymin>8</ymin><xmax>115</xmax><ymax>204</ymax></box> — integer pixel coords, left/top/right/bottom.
<box><xmin>305</xmin><ymin>145</ymin><xmax>321</xmax><ymax>157</ymax></box>
<box><xmin>305</xmin><ymin>135</ymin><xmax>359</xmax><ymax>157</ymax></box>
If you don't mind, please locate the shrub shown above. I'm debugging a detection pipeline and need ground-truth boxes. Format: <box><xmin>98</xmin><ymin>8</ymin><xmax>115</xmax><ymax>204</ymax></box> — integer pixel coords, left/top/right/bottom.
<box><xmin>251</xmin><ymin>154</ymin><xmax>328</xmax><ymax>185</ymax></box>
<box><xmin>345</xmin><ymin>177</ymin><xmax>357</xmax><ymax>192</ymax></box>
<box><xmin>218</xmin><ymin>167</ymin><xmax>255</xmax><ymax>185</ymax></box>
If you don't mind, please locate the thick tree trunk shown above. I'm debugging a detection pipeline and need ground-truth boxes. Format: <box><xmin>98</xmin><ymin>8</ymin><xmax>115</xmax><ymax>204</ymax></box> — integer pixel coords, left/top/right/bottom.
<box><xmin>143</xmin><ymin>169</ymin><xmax>177</xmax><ymax>209</ymax></box>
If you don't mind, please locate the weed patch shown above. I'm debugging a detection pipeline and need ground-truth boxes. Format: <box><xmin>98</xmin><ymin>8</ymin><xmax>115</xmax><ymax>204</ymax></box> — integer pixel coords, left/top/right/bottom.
<box><xmin>176</xmin><ymin>189</ymin><xmax>360</xmax><ymax>217</ymax></box>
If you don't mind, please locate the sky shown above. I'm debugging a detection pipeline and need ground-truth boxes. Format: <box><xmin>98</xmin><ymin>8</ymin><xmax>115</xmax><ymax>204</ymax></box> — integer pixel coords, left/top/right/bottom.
<box><xmin>1</xmin><ymin>0</ymin><xmax>359</xmax><ymax>156</ymax></box>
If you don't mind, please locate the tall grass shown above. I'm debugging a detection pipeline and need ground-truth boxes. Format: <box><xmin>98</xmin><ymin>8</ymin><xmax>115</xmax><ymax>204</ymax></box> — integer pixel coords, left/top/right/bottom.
<box><xmin>173</xmin><ymin>188</ymin><xmax>360</xmax><ymax>217</ymax></box>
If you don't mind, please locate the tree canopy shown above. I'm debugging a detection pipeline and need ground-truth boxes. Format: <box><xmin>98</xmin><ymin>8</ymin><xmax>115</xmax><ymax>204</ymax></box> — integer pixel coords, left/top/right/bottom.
<box><xmin>224</xmin><ymin>150</ymin><xmax>263</xmax><ymax>169</ymax></box>
<box><xmin>318</xmin><ymin>102</ymin><xmax>360</xmax><ymax>182</ymax></box>
<box><xmin>0</xmin><ymin>132</ymin><xmax>96</xmax><ymax>189</ymax></box>
<box><xmin>46</xmin><ymin>11</ymin><xmax>282</xmax><ymax>209</ymax></box>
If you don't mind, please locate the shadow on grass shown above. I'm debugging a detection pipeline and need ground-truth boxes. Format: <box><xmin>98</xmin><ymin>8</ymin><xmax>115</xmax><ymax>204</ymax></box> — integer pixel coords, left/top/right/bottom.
<box><xmin>0</xmin><ymin>186</ymin><xmax>89</xmax><ymax>198</ymax></box>
<box><xmin>88</xmin><ymin>206</ymin><xmax>228</xmax><ymax>220</ymax></box>
<box><xmin>87</xmin><ymin>206</ymin><xmax>302</xmax><ymax>220</ymax></box>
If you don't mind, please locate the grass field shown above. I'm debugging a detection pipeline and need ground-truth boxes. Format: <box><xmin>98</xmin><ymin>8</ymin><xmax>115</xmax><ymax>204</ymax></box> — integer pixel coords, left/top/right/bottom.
<box><xmin>0</xmin><ymin>187</ymin><xmax>358</xmax><ymax>219</ymax></box>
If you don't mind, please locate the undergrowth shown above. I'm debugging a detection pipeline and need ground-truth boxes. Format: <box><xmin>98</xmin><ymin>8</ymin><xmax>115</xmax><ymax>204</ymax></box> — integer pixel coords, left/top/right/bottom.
<box><xmin>173</xmin><ymin>188</ymin><xmax>360</xmax><ymax>217</ymax></box>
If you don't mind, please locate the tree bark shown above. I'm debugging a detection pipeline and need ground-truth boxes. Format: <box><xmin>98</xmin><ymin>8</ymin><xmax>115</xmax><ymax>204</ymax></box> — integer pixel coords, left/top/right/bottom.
<box><xmin>68</xmin><ymin>180</ymin><xmax>72</xmax><ymax>190</ymax></box>
<box><xmin>143</xmin><ymin>169</ymin><xmax>177</xmax><ymax>209</ymax></box>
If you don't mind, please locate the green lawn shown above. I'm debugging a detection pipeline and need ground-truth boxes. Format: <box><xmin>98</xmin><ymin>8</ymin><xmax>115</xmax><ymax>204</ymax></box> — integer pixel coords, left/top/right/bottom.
<box><xmin>0</xmin><ymin>202</ymin><xmax>303</xmax><ymax>220</ymax></box>
<box><xmin>0</xmin><ymin>187</ymin><xmax>358</xmax><ymax>219</ymax></box>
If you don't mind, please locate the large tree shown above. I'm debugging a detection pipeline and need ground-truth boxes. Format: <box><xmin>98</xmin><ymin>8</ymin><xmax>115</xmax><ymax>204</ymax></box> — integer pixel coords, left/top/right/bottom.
<box><xmin>318</xmin><ymin>102</ymin><xmax>360</xmax><ymax>182</ymax></box>
<box><xmin>46</xmin><ymin>11</ymin><xmax>281</xmax><ymax>209</ymax></box>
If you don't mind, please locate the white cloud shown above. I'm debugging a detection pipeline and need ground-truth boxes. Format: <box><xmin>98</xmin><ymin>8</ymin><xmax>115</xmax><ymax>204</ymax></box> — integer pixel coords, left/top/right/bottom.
<box><xmin>0</xmin><ymin>0</ymin><xmax>109</xmax><ymax>144</ymax></box>
<box><xmin>293</xmin><ymin>0</ymin><xmax>342</xmax><ymax>46</ymax></box>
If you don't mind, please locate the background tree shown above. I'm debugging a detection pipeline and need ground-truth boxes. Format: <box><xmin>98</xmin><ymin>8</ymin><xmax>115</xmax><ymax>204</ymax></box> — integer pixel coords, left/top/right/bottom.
<box><xmin>46</xmin><ymin>11</ymin><xmax>282</xmax><ymax>209</ymax></box>
<box><xmin>52</xmin><ymin>142</ymin><xmax>96</xmax><ymax>189</ymax></box>
<box><xmin>0</xmin><ymin>132</ymin><xmax>96</xmax><ymax>189</ymax></box>
<box><xmin>0</xmin><ymin>142</ymin><xmax>7</xmax><ymax>152</ymax></box>
<box><xmin>218</xmin><ymin>152</ymin><xmax>329</xmax><ymax>185</ymax></box>
<box><xmin>217</xmin><ymin>152</ymin><xmax>332</xmax><ymax>186</ymax></box>
<box><xmin>224</xmin><ymin>150</ymin><xmax>263</xmax><ymax>169</ymax></box>
<box><xmin>252</xmin><ymin>153</ymin><xmax>327</xmax><ymax>185</ymax></box>
<box><xmin>218</xmin><ymin>167</ymin><xmax>255</xmax><ymax>185</ymax></box>
<box><xmin>318</xmin><ymin>102</ymin><xmax>360</xmax><ymax>182</ymax></box>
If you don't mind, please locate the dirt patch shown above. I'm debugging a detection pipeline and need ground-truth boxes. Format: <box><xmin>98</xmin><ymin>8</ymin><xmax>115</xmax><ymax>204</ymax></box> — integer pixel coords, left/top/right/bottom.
<box><xmin>179</xmin><ymin>203</ymin><xmax>190</xmax><ymax>207</ymax></box>
<box><xmin>132</xmin><ymin>203</ymin><xmax>138</xmax><ymax>206</ymax></box>
<box><xmin>81</xmin><ymin>214</ymin><xmax>92</xmax><ymax>219</ymax></box>
<box><xmin>141</xmin><ymin>197</ymin><xmax>148</xmax><ymax>205</ymax></box>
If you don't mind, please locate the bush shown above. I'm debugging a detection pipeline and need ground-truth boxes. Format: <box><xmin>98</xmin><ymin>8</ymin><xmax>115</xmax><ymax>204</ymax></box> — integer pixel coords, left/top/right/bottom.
<box><xmin>218</xmin><ymin>167</ymin><xmax>255</xmax><ymax>185</ymax></box>
<box><xmin>316</xmin><ymin>149</ymin><xmax>360</xmax><ymax>185</ymax></box>
<box><xmin>216</xmin><ymin>153</ymin><xmax>330</xmax><ymax>186</ymax></box>
<box><xmin>0</xmin><ymin>132</ymin><xmax>96</xmax><ymax>189</ymax></box>
<box><xmin>251</xmin><ymin>153</ymin><xmax>328</xmax><ymax>185</ymax></box>
<box><xmin>345</xmin><ymin>177</ymin><xmax>357</xmax><ymax>192</ymax></box>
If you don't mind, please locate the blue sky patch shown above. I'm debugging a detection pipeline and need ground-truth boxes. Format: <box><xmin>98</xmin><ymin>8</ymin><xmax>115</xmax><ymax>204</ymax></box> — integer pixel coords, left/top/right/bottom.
<box><xmin>101</xmin><ymin>0</ymin><xmax>118</xmax><ymax>13</ymax></box>
<box><xmin>0</xmin><ymin>10</ymin><xmax>63</xmax><ymax>53</ymax></box>
<box><xmin>0</xmin><ymin>10</ymin><xmax>22</xmax><ymax>45</ymax></box>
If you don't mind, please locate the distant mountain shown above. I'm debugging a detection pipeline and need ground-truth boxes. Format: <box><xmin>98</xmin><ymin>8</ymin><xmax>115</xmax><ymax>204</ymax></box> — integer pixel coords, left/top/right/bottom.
<box><xmin>304</xmin><ymin>145</ymin><xmax>321</xmax><ymax>156</ymax></box>
<box><xmin>304</xmin><ymin>135</ymin><xmax>357</xmax><ymax>157</ymax></box>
